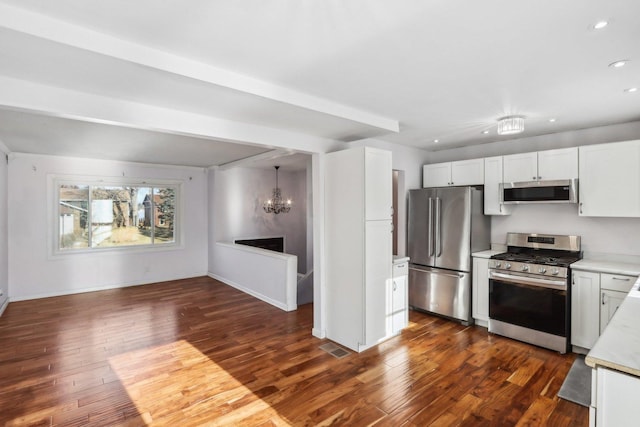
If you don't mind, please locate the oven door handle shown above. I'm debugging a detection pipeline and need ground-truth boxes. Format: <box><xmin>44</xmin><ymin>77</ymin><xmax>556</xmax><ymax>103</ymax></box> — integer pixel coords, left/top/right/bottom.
<box><xmin>489</xmin><ymin>270</ymin><xmax>567</xmax><ymax>290</ymax></box>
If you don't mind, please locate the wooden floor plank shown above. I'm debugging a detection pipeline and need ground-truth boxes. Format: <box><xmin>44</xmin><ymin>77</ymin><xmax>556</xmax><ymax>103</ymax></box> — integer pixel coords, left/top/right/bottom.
<box><xmin>0</xmin><ymin>277</ymin><xmax>588</xmax><ymax>426</ymax></box>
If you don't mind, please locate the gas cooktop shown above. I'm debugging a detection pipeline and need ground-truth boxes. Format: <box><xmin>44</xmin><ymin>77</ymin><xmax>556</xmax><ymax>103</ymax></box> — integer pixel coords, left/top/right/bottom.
<box><xmin>491</xmin><ymin>251</ymin><xmax>581</xmax><ymax>268</ymax></box>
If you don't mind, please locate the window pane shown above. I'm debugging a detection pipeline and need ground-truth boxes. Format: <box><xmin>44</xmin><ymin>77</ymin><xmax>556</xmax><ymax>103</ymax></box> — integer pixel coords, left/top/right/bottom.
<box><xmin>91</xmin><ymin>186</ymin><xmax>152</xmax><ymax>247</ymax></box>
<box><xmin>59</xmin><ymin>185</ymin><xmax>89</xmax><ymax>249</ymax></box>
<box><xmin>153</xmin><ymin>187</ymin><xmax>176</xmax><ymax>244</ymax></box>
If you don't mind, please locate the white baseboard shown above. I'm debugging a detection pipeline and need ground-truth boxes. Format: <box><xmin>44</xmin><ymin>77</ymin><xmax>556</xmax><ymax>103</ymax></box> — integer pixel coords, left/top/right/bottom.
<box><xmin>0</xmin><ymin>297</ymin><xmax>8</xmax><ymax>317</ymax></box>
<box><xmin>312</xmin><ymin>327</ymin><xmax>326</xmax><ymax>339</ymax></box>
<box><xmin>8</xmin><ymin>272</ymin><xmax>209</xmax><ymax>302</ymax></box>
<box><xmin>208</xmin><ymin>272</ymin><xmax>294</xmax><ymax>312</ymax></box>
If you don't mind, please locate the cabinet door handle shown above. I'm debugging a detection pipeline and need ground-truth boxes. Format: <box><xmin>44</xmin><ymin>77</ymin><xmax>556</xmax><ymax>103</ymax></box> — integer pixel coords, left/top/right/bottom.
<box><xmin>602</xmin><ymin>293</ymin><xmax>606</xmax><ymax>305</ymax></box>
<box><xmin>533</xmin><ymin>176</ymin><xmax>537</xmax><ymax>180</ymax></box>
<box><xmin>612</xmin><ymin>277</ymin><xmax>630</xmax><ymax>281</ymax></box>
<box><xmin>393</xmin><ymin>281</ymin><xmax>397</xmax><ymax>291</ymax></box>
<box><xmin>579</xmin><ymin>202</ymin><xmax>583</xmax><ymax>214</ymax></box>
<box><xmin>538</xmin><ymin>176</ymin><xmax>542</xmax><ymax>180</ymax></box>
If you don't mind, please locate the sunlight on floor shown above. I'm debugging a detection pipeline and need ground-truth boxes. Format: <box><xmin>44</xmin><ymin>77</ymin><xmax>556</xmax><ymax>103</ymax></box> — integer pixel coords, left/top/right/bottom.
<box><xmin>108</xmin><ymin>339</ymin><xmax>292</xmax><ymax>425</ymax></box>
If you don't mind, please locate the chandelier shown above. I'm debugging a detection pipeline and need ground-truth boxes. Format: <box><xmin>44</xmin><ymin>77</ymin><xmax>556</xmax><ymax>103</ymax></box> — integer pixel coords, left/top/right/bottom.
<box><xmin>263</xmin><ymin>166</ymin><xmax>291</xmax><ymax>214</ymax></box>
<box><xmin>497</xmin><ymin>116</ymin><xmax>525</xmax><ymax>135</ymax></box>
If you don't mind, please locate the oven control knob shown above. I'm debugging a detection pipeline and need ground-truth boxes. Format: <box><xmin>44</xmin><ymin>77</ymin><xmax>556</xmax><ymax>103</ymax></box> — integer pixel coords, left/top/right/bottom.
<box><xmin>521</xmin><ymin>265</ymin><xmax>529</xmax><ymax>272</ymax></box>
<box><xmin>495</xmin><ymin>262</ymin><xmax>502</xmax><ymax>268</ymax></box>
<box><xmin>538</xmin><ymin>267</ymin><xmax>547</xmax><ymax>274</ymax></box>
<box><xmin>551</xmin><ymin>268</ymin><xmax>559</xmax><ymax>276</ymax></box>
<box><xmin>505</xmin><ymin>263</ymin><xmax>512</xmax><ymax>269</ymax></box>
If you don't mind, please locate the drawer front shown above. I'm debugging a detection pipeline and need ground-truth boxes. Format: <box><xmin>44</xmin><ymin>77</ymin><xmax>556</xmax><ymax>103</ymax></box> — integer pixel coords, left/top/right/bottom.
<box><xmin>600</xmin><ymin>273</ymin><xmax>636</xmax><ymax>292</ymax></box>
<box><xmin>393</xmin><ymin>262</ymin><xmax>408</xmax><ymax>277</ymax></box>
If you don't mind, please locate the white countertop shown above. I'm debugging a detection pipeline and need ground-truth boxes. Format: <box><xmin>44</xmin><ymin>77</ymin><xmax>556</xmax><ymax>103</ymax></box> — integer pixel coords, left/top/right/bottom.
<box><xmin>393</xmin><ymin>255</ymin><xmax>410</xmax><ymax>264</ymax></box>
<box><xmin>571</xmin><ymin>259</ymin><xmax>640</xmax><ymax>276</ymax></box>
<box><xmin>586</xmin><ymin>276</ymin><xmax>640</xmax><ymax>376</ymax></box>
<box><xmin>472</xmin><ymin>250</ymin><xmax>503</xmax><ymax>259</ymax></box>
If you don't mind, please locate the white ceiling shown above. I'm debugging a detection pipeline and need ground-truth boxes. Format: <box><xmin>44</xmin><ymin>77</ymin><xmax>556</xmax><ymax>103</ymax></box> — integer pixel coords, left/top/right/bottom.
<box><xmin>0</xmin><ymin>0</ymin><xmax>638</xmax><ymax>168</ymax></box>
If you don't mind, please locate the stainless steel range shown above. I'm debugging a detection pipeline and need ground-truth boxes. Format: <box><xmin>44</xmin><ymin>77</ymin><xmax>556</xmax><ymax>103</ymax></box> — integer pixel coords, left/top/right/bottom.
<box><xmin>488</xmin><ymin>233</ymin><xmax>582</xmax><ymax>353</ymax></box>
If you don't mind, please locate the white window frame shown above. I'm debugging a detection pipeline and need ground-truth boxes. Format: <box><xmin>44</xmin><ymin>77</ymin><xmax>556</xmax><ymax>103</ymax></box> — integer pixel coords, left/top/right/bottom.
<box><xmin>50</xmin><ymin>175</ymin><xmax>183</xmax><ymax>256</ymax></box>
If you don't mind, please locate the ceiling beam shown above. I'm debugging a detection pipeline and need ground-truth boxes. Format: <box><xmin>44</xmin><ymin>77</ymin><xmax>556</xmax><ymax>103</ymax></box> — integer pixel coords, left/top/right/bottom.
<box><xmin>216</xmin><ymin>150</ymin><xmax>295</xmax><ymax>171</ymax></box>
<box><xmin>0</xmin><ymin>3</ymin><xmax>400</xmax><ymax>134</ymax></box>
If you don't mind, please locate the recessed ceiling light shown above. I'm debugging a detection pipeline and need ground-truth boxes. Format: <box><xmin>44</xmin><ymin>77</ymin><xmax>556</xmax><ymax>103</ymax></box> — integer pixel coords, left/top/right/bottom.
<box><xmin>433</xmin><ymin>139</ymin><xmax>439</xmax><ymax>143</ymax></box>
<box><xmin>593</xmin><ymin>21</ymin><xmax>608</xmax><ymax>30</ymax></box>
<box><xmin>549</xmin><ymin>118</ymin><xmax>556</xmax><ymax>122</ymax></box>
<box><xmin>482</xmin><ymin>130</ymin><xmax>490</xmax><ymax>134</ymax></box>
<box><xmin>609</xmin><ymin>60</ymin><xmax>629</xmax><ymax>68</ymax></box>
<box><xmin>624</xmin><ymin>87</ymin><xmax>638</xmax><ymax>93</ymax></box>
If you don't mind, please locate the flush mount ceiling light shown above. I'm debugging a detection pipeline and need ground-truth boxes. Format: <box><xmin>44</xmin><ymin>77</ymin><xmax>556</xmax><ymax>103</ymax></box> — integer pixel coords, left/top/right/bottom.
<box><xmin>482</xmin><ymin>130</ymin><xmax>490</xmax><ymax>134</ymax></box>
<box><xmin>497</xmin><ymin>116</ymin><xmax>525</xmax><ymax>135</ymax></box>
<box><xmin>263</xmin><ymin>166</ymin><xmax>291</xmax><ymax>214</ymax></box>
<box><xmin>624</xmin><ymin>87</ymin><xmax>638</xmax><ymax>93</ymax></box>
<box><xmin>549</xmin><ymin>118</ymin><xmax>557</xmax><ymax>122</ymax></box>
<box><xmin>609</xmin><ymin>60</ymin><xmax>629</xmax><ymax>68</ymax></box>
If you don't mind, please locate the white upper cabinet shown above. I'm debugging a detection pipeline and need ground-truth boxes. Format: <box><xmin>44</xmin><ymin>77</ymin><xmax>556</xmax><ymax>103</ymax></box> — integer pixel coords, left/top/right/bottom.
<box><xmin>365</xmin><ymin>148</ymin><xmax>393</xmax><ymax>220</ymax></box>
<box><xmin>579</xmin><ymin>140</ymin><xmax>640</xmax><ymax>217</ymax></box>
<box><xmin>503</xmin><ymin>147</ymin><xmax>578</xmax><ymax>183</ymax></box>
<box><xmin>423</xmin><ymin>162</ymin><xmax>451</xmax><ymax>187</ymax></box>
<box><xmin>503</xmin><ymin>152</ymin><xmax>538</xmax><ymax>183</ymax></box>
<box><xmin>483</xmin><ymin>156</ymin><xmax>511</xmax><ymax>215</ymax></box>
<box><xmin>538</xmin><ymin>147</ymin><xmax>579</xmax><ymax>180</ymax></box>
<box><xmin>423</xmin><ymin>158</ymin><xmax>484</xmax><ymax>187</ymax></box>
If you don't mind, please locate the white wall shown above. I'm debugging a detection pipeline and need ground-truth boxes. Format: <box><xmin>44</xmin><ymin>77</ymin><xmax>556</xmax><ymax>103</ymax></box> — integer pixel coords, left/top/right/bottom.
<box><xmin>0</xmin><ymin>149</ymin><xmax>8</xmax><ymax>313</ymax></box>
<box><xmin>210</xmin><ymin>242</ymin><xmax>297</xmax><ymax>311</ymax></box>
<box><xmin>492</xmin><ymin>204</ymin><xmax>640</xmax><ymax>259</ymax></box>
<box><xmin>209</xmin><ymin>166</ymin><xmax>308</xmax><ymax>274</ymax></box>
<box><xmin>351</xmin><ymin>138</ymin><xmax>430</xmax><ymax>191</ymax></box>
<box><xmin>8</xmin><ymin>153</ymin><xmax>208</xmax><ymax>300</ymax></box>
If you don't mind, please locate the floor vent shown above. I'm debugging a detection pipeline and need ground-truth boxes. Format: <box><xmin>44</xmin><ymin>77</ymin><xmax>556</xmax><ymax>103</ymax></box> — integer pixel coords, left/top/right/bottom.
<box><xmin>319</xmin><ymin>342</ymin><xmax>351</xmax><ymax>359</ymax></box>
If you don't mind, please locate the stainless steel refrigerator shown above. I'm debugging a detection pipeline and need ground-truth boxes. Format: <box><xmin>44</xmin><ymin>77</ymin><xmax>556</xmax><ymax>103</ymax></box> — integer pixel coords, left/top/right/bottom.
<box><xmin>408</xmin><ymin>186</ymin><xmax>490</xmax><ymax>323</ymax></box>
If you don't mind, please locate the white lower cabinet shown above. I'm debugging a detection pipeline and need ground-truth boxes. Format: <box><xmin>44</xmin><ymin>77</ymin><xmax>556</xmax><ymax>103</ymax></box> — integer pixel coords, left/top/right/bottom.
<box><xmin>390</xmin><ymin>260</ymin><xmax>409</xmax><ymax>335</ymax></box>
<box><xmin>572</xmin><ymin>270</ymin><xmax>637</xmax><ymax>350</ymax></box>
<box><xmin>571</xmin><ymin>270</ymin><xmax>600</xmax><ymax>350</ymax></box>
<box><xmin>472</xmin><ymin>257</ymin><xmax>489</xmax><ymax>326</ymax></box>
<box><xmin>592</xmin><ymin>367</ymin><xmax>640</xmax><ymax>426</ymax></box>
<box><xmin>600</xmin><ymin>273</ymin><xmax>636</xmax><ymax>334</ymax></box>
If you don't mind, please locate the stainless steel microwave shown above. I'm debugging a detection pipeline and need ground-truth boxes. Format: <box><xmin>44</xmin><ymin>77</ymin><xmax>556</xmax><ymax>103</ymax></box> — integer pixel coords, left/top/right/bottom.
<box><xmin>502</xmin><ymin>179</ymin><xmax>578</xmax><ymax>204</ymax></box>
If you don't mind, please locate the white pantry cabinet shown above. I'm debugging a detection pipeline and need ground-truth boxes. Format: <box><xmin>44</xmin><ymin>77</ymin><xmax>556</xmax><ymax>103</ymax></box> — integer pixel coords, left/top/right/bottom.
<box><xmin>571</xmin><ymin>270</ymin><xmax>601</xmax><ymax>350</ymax></box>
<box><xmin>423</xmin><ymin>158</ymin><xmax>484</xmax><ymax>187</ymax></box>
<box><xmin>325</xmin><ymin>146</ymin><xmax>393</xmax><ymax>352</ymax></box>
<box><xmin>472</xmin><ymin>256</ymin><xmax>490</xmax><ymax>326</ymax></box>
<box><xmin>483</xmin><ymin>156</ymin><xmax>511</xmax><ymax>215</ymax></box>
<box><xmin>503</xmin><ymin>147</ymin><xmax>578</xmax><ymax>183</ymax></box>
<box><xmin>579</xmin><ymin>139</ymin><xmax>640</xmax><ymax>217</ymax></box>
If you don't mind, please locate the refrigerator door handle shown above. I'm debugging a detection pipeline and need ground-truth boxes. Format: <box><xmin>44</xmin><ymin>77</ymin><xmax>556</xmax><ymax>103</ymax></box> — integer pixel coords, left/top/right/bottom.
<box><xmin>435</xmin><ymin>197</ymin><xmax>442</xmax><ymax>257</ymax></box>
<box><xmin>428</xmin><ymin>197</ymin><xmax>434</xmax><ymax>256</ymax></box>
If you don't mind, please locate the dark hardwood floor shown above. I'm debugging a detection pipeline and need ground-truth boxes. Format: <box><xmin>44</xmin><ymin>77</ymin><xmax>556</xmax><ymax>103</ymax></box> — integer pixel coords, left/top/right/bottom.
<box><xmin>0</xmin><ymin>277</ymin><xmax>588</xmax><ymax>426</ymax></box>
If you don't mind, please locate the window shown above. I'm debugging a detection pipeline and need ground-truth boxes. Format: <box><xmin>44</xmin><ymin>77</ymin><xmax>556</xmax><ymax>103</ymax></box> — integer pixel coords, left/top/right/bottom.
<box><xmin>58</xmin><ymin>182</ymin><xmax>177</xmax><ymax>251</ymax></box>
